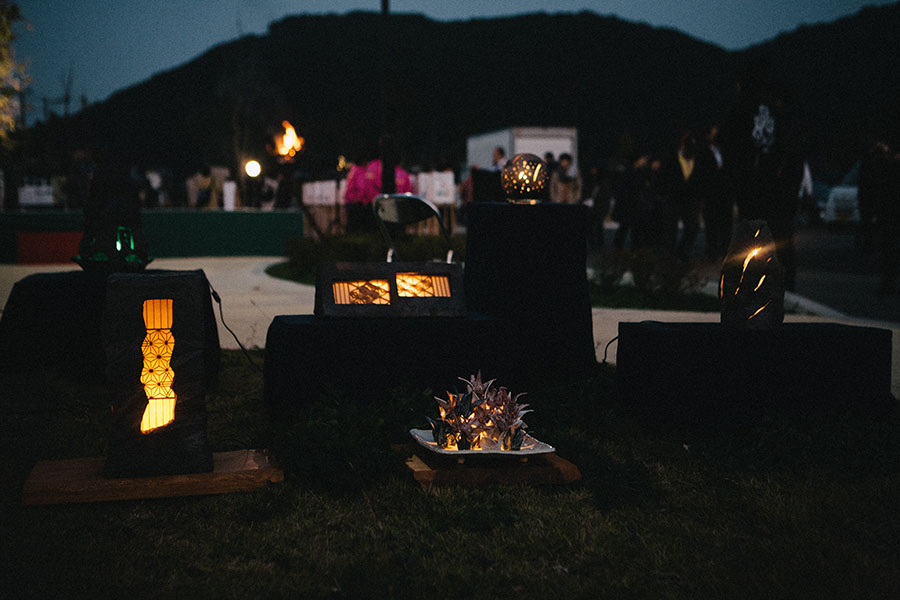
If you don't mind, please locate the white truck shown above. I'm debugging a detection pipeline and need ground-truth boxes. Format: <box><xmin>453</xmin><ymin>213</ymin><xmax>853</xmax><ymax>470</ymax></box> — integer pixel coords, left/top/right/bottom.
<box><xmin>466</xmin><ymin>127</ymin><xmax>578</xmax><ymax>170</ymax></box>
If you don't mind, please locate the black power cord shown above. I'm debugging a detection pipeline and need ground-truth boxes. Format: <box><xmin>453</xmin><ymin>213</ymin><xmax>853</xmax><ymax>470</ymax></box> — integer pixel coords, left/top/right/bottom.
<box><xmin>602</xmin><ymin>335</ymin><xmax>619</xmax><ymax>364</ymax></box>
<box><xmin>208</xmin><ymin>284</ymin><xmax>264</xmax><ymax>374</ymax></box>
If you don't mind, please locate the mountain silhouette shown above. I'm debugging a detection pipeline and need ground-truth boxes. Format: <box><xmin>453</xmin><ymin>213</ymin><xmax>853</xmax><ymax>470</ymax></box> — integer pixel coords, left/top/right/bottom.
<box><xmin>14</xmin><ymin>5</ymin><xmax>900</xmax><ymax>187</ymax></box>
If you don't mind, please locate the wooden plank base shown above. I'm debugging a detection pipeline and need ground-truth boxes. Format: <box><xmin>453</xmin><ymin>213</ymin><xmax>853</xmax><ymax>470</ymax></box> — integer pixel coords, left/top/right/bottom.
<box><xmin>22</xmin><ymin>449</ymin><xmax>283</xmax><ymax>506</ymax></box>
<box><xmin>405</xmin><ymin>451</ymin><xmax>581</xmax><ymax>487</ymax></box>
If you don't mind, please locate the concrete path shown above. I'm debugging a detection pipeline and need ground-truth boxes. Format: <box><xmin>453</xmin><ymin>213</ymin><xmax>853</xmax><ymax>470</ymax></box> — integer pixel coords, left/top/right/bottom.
<box><xmin>2</xmin><ymin>257</ymin><xmax>897</xmax><ymax>398</ymax></box>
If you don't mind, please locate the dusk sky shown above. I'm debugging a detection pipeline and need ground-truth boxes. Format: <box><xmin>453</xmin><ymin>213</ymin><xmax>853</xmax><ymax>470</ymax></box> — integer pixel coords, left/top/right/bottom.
<box><xmin>12</xmin><ymin>0</ymin><xmax>897</xmax><ymax>123</ymax></box>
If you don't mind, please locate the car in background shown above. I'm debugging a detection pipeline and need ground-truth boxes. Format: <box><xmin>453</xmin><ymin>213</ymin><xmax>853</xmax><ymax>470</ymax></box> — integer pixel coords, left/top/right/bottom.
<box><xmin>820</xmin><ymin>162</ymin><xmax>860</xmax><ymax>224</ymax></box>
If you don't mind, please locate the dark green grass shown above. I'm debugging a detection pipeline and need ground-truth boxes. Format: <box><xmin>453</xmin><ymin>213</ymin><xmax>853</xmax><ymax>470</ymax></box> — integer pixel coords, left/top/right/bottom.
<box><xmin>587</xmin><ymin>282</ymin><xmax>721</xmax><ymax>311</ymax></box>
<box><xmin>2</xmin><ymin>352</ymin><xmax>899</xmax><ymax>599</ymax></box>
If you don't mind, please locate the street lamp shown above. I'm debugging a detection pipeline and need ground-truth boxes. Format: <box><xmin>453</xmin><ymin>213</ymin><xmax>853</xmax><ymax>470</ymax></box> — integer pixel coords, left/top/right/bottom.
<box><xmin>244</xmin><ymin>160</ymin><xmax>261</xmax><ymax>178</ymax></box>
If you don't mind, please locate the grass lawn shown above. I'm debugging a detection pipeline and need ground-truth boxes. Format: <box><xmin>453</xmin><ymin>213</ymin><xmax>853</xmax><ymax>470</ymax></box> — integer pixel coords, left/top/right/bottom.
<box><xmin>2</xmin><ymin>350</ymin><xmax>898</xmax><ymax>599</ymax></box>
<box><xmin>587</xmin><ymin>283</ymin><xmax>720</xmax><ymax>311</ymax></box>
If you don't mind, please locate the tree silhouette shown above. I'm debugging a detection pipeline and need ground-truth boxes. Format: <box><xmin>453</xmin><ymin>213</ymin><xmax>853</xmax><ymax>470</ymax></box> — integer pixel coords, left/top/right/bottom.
<box><xmin>0</xmin><ymin>2</ymin><xmax>28</xmax><ymax>147</ymax></box>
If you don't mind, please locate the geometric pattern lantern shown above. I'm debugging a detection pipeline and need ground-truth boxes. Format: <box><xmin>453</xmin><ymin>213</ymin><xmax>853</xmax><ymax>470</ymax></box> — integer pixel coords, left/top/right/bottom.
<box><xmin>103</xmin><ymin>270</ymin><xmax>220</xmax><ymax>478</ymax></box>
<box><xmin>719</xmin><ymin>220</ymin><xmax>785</xmax><ymax>329</ymax></box>
<box><xmin>140</xmin><ymin>299</ymin><xmax>177</xmax><ymax>433</ymax></box>
<box><xmin>315</xmin><ymin>261</ymin><xmax>465</xmax><ymax>318</ymax></box>
<box><xmin>501</xmin><ymin>153</ymin><xmax>549</xmax><ymax>203</ymax></box>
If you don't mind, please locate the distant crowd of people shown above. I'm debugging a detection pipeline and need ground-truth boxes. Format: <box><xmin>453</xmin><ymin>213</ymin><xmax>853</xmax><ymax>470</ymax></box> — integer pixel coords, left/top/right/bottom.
<box><xmin>32</xmin><ymin>59</ymin><xmax>899</xmax><ymax>295</ymax></box>
<box><xmin>604</xmin><ymin>63</ymin><xmax>806</xmax><ymax>292</ymax></box>
<box><xmin>449</xmin><ymin>61</ymin><xmax>812</xmax><ymax>293</ymax></box>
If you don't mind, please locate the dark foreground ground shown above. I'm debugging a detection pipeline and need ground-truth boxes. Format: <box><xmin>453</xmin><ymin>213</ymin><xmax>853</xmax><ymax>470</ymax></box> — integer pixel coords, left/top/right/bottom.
<box><xmin>1</xmin><ymin>351</ymin><xmax>898</xmax><ymax>599</ymax></box>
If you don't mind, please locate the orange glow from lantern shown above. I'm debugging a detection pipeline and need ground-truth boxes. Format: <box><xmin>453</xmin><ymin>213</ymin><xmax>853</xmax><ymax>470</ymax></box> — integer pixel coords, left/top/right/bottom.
<box><xmin>396</xmin><ymin>273</ymin><xmax>451</xmax><ymax>298</ymax></box>
<box><xmin>333</xmin><ymin>280</ymin><xmax>391</xmax><ymax>305</ymax></box>
<box><xmin>734</xmin><ymin>246</ymin><xmax>763</xmax><ymax>296</ymax></box>
<box><xmin>429</xmin><ymin>376</ymin><xmax>532</xmax><ymax>452</ymax></box>
<box><xmin>747</xmin><ymin>300</ymin><xmax>772</xmax><ymax>320</ymax></box>
<box><xmin>275</xmin><ymin>120</ymin><xmax>304</xmax><ymax>159</ymax></box>
<box><xmin>501</xmin><ymin>153</ymin><xmax>549</xmax><ymax>202</ymax></box>
<box><xmin>720</xmin><ymin>220</ymin><xmax>784</xmax><ymax>329</ymax></box>
<box><xmin>140</xmin><ymin>299</ymin><xmax>176</xmax><ymax>433</ymax></box>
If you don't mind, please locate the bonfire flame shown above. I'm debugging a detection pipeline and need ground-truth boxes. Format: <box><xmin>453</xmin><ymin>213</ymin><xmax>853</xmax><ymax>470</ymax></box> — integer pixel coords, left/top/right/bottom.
<box><xmin>275</xmin><ymin>120</ymin><xmax>304</xmax><ymax>159</ymax></box>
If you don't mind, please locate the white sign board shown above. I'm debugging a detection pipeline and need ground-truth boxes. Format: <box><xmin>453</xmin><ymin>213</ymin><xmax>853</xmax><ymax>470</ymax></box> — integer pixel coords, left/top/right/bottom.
<box><xmin>417</xmin><ymin>171</ymin><xmax>456</xmax><ymax>206</ymax></box>
<box><xmin>302</xmin><ymin>180</ymin><xmax>338</xmax><ymax>206</ymax></box>
<box><xmin>18</xmin><ymin>184</ymin><xmax>55</xmax><ymax>207</ymax></box>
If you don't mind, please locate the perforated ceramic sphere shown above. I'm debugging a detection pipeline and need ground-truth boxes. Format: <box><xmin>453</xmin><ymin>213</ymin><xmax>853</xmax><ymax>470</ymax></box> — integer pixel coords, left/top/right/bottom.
<box><xmin>501</xmin><ymin>153</ymin><xmax>548</xmax><ymax>201</ymax></box>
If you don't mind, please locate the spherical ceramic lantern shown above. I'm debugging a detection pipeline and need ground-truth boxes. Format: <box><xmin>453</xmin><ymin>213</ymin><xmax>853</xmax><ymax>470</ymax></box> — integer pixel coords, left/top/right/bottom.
<box><xmin>719</xmin><ymin>219</ymin><xmax>785</xmax><ymax>329</ymax></box>
<box><xmin>501</xmin><ymin>153</ymin><xmax>548</xmax><ymax>203</ymax></box>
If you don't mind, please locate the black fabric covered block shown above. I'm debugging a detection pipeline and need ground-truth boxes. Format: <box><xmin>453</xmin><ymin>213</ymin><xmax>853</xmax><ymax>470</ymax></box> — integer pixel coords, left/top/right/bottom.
<box><xmin>264</xmin><ymin>314</ymin><xmax>530</xmax><ymax>417</ymax></box>
<box><xmin>616</xmin><ymin>321</ymin><xmax>894</xmax><ymax>425</ymax></box>
<box><xmin>464</xmin><ymin>202</ymin><xmax>596</xmax><ymax>378</ymax></box>
<box><xmin>0</xmin><ymin>270</ymin><xmax>109</xmax><ymax>375</ymax></box>
<box><xmin>103</xmin><ymin>271</ymin><xmax>219</xmax><ymax>477</ymax></box>
<box><xmin>470</xmin><ymin>170</ymin><xmax>504</xmax><ymax>203</ymax></box>
<box><xmin>0</xmin><ymin>269</ymin><xmax>219</xmax><ymax>379</ymax></box>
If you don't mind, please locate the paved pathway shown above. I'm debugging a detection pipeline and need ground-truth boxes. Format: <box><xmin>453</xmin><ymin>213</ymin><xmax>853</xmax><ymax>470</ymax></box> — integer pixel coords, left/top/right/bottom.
<box><xmin>2</xmin><ymin>257</ymin><xmax>897</xmax><ymax>398</ymax></box>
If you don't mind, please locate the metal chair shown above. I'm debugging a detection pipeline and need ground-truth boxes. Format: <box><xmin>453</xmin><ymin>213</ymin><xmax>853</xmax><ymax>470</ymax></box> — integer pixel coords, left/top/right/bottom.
<box><xmin>372</xmin><ymin>193</ymin><xmax>454</xmax><ymax>263</ymax></box>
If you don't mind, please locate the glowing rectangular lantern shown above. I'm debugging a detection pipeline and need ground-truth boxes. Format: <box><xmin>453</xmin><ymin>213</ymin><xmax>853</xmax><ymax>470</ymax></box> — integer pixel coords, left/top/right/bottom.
<box><xmin>396</xmin><ymin>273</ymin><xmax>451</xmax><ymax>298</ymax></box>
<box><xmin>315</xmin><ymin>262</ymin><xmax>465</xmax><ymax>318</ymax></box>
<box><xmin>103</xmin><ymin>270</ymin><xmax>219</xmax><ymax>478</ymax></box>
<box><xmin>332</xmin><ymin>280</ymin><xmax>391</xmax><ymax>305</ymax></box>
<box><xmin>140</xmin><ymin>298</ymin><xmax>177</xmax><ymax>433</ymax></box>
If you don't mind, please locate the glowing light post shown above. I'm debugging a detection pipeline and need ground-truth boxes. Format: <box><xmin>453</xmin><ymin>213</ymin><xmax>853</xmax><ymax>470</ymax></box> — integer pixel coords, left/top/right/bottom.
<box><xmin>380</xmin><ymin>0</ymin><xmax>396</xmax><ymax>195</ymax></box>
<box><xmin>270</xmin><ymin>120</ymin><xmax>304</xmax><ymax>210</ymax></box>
<box><xmin>243</xmin><ymin>159</ymin><xmax>261</xmax><ymax>207</ymax></box>
<box><xmin>244</xmin><ymin>160</ymin><xmax>261</xmax><ymax>178</ymax></box>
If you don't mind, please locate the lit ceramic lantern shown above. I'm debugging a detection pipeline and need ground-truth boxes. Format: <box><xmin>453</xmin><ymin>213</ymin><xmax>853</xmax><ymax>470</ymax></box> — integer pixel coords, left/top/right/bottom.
<box><xmin>501</xmin><ymin>153</ymin><xmax>549</xmax><ymax>203</ymax></box>
<box><xmin>140</xmin><ymin>299</ymin><xmax>177</xmax><ymax>433</ymax></box>
<box><xmin>719</xmin><ymin>220</ymin><xmax>785</xmax><ymax>329</ymax></box>
<box><xmin>104</xmin><ymin>271</ymin><xmax>219</xmax><ymax>477</ymax></box>
<box><xmin>315</xmin><ymin>262</ymin><xmax>465</xmax><ymax>318</ymax></box>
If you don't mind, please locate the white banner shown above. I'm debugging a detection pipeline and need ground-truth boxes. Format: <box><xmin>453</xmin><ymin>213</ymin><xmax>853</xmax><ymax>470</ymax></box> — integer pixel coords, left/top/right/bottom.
<box><xmin>416</xmin><ymin>171</ymin><xmax>456</xmax><ymax>206</ymax></box>
<box><xmin>18</xmin><ymin>183</ymin><xmax>55</xmax><ymax>207</ymax></box>
<box><xmin>302</xmin><ymin>180</ymin><xmax>338</xmax><ymax>206</ymax></box>
<box><xmin>431</xmin><ymin>171</ymin><xmax>456</xmax><ymax>206</ymax></box>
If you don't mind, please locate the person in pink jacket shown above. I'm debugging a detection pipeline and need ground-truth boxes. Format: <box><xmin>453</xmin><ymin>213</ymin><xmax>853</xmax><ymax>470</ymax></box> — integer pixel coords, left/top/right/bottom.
<box><xmin>344</xmin><ymin>158</ymin><xmax>413</xmax><ymax>232</ymax></box>
<box><xmin>345</xmin><ymin>159</ymin><xmax>412</xmax><ymax>203</ymax></box>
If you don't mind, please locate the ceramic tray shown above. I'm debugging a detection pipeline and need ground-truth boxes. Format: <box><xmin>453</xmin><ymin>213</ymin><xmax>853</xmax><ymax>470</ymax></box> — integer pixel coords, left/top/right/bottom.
<box><xmin>409</xmin><ymin>428</ymin><xmax>555</xmax><ymax>456</ymax></box>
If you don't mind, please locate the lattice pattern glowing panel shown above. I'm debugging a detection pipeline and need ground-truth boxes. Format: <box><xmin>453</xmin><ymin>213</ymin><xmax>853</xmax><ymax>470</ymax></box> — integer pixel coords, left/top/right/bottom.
<box><xmin>140</xmin><ymin>299</ymin><xmax>176</xmax><ymax>433</ymax></box>
<box><xmin>396</xmin><ymin>273</ymin><xmax>451</xmax><ymax>297</ymax></box>
<box><xmin>333</xmin><ymin>280</ymin><xmax>391</xmax><ymax>305</ymax></box>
